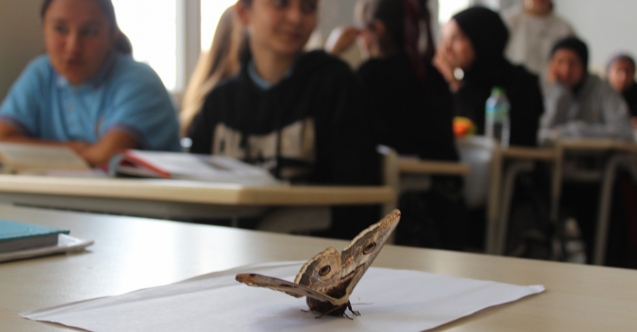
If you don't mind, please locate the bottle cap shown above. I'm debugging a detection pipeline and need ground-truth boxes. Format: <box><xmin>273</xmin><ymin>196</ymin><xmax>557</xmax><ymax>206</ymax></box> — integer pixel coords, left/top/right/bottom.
<box><xmin>492</xmin><ymin>86</ymin><xmax>505</xmax><ymax>95</ymax></box>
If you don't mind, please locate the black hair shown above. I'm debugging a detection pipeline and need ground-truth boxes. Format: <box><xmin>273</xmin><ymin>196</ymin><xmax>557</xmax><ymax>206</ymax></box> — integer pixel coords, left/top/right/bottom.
<box><xmin>41</xmin><ymin>0</ymin><xmax>132</xmax><ymax>55</ymax></box>
<box><xmin>363</xmin><ymin>0</ymin><xmax>434</xmax><ymax>82</ymax></box>
<box><xmin>365</xmin><ymin>0</ymin><xmax>433</xmax><ymax>56</ymax></box>
<box><xmin>551</xmin><ymin>36</ymin><xmax>589</xmax><ymax>69</ymax></box>
<box><xmin>607</xmin><ymin>54</ymin><xmax>636</xmax><ymax>73</ymax></box>
<box><xmin>452</xmin><ymin>6</ymin><xmax>509</xmax><ymax>62</ymax></box>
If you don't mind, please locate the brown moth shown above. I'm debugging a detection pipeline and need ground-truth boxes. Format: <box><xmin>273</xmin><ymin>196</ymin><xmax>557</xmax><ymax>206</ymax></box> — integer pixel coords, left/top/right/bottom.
<box><xmin>236</xmin><ymin>209</ymin><xmax>401</xmax><ymax>318</ymax></box>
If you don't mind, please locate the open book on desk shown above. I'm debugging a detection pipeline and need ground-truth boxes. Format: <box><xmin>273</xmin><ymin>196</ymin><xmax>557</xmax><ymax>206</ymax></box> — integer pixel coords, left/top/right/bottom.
<box><xmin>109</xmin><ymin>150</ymin><xmax>283</xmax><ymax>186</ymax></box>
<box><xmin>0</xmin><ymin>143</ymin><xmax>91</xmax><ymax>174</ymax></box>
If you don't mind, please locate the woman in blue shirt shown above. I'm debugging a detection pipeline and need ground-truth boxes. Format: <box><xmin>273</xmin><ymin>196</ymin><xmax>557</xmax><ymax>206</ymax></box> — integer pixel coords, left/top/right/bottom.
<box><xmin>0</xmin><ymin>0</ymin><xmax>181</xmax><ymax>166</ymax></box>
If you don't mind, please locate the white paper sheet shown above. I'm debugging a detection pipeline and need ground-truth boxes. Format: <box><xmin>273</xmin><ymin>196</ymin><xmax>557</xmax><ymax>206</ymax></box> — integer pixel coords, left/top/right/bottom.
<box><xmin>22</xmin><ymin>261</ymin><xmax>544</xmax><ymax>331</ymax></box>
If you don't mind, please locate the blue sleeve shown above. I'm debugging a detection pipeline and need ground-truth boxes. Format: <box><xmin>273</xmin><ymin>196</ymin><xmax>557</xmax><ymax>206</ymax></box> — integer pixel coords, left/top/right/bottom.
<box><xmin>100</xmin><ymin>61</ymin><xmax>182</xmax><ymax>152</ymax></box>
<box><xmin>0</xmin><ymin>56</ymin><xmax>50</xmax><ymax>137</ymax></box>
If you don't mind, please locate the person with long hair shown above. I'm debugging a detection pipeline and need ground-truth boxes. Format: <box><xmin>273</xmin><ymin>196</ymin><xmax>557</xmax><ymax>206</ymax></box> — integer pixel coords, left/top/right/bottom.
<box><xmin>188</xmin><ymin>0</ymin><xmax>380</xmax><ymax>238</ymax></box>
<box><xmin>355</xmin><ymin>0</ymin><xmax>457</xmax><ymax>161</ymax></box>
<box><xmin>348</xmin><ymin>0</ymin><xmax>467</xmax><ymax>250</ymax></box>
<box><xmin>180</xmin><ymin>7</ymin><xmax>244</xmax><ymax>137</ymax></box>
<box><xmin>0</xmin><ymin>0</ymin><xmax>181</xmax><ymax>166</ymax></box>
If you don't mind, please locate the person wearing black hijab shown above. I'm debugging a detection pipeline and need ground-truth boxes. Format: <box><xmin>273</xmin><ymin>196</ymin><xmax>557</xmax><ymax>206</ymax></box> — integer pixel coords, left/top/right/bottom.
<box><xmin>434</xmin><ymin>6</ymin><xmax>544</xmax><ymax>147</ymax></box>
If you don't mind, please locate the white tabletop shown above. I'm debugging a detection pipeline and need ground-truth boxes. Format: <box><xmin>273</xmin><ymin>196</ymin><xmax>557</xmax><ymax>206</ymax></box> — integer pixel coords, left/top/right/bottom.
<box><xmin>1</xmin><ymin>205</ymin><xmax>636</xmax><ymax>331</ymax></box>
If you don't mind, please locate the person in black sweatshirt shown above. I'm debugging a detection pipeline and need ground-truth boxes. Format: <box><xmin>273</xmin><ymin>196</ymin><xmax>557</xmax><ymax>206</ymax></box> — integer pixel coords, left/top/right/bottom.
<box><xmin>434</xmin><ymin>6</ymin><xmax>544</xmax><ymax>147</ymax></box>
<box><xmin>327</xmin><ymin>0</ymin><xmax>467</xmax><ymax>250</ymax></box>
<box><xmin>188</xmin><ymin>0</ymin><xmax>380</xmax><ymax>238</ymax></box>
<box><xmin>356</xmin><ymin>0</ymin><xmax>458</xmax><ymax>161</ymax></box>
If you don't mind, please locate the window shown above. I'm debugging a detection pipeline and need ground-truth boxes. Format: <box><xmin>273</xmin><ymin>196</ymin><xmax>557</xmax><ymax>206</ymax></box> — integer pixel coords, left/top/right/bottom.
<box><xmin>112</xmin><ymin>1</ymin><xmax>235</xmax><ymax>94</ymax></box>
<box><xmin>112</xmin><ymin>0</ymin><xmax>178</xmax><ymax>91</ymax></box>
<box><xmin>438</xmin><ymin>0</ymin><xmax>472</xmax><ymax>24</ymax></box>
<box><xmin>201</xmin><ymin>0</ymin><xmax>237</xmax><ymax>52</ymax></box>
<box><xmin>112</xmin><ymin>1</ymin><xmax>477</xmax><ymax>94</ymax></box>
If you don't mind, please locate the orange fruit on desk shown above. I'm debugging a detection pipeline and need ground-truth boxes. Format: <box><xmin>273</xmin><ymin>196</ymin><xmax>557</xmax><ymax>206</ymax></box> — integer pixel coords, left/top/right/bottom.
<box><xmin>453</xmin><ymin>117</ymin><xmax>476</xmax><ymax>138</ymax></box>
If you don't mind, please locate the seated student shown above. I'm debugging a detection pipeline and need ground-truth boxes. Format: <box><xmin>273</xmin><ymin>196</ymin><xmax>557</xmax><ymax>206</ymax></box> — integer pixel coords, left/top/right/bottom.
<box><xmin>543</xmin><ymin>38</ymin><xmax>634</xmax><ymax>266</ymax></box>
<box><xmin>606</xmin><ymin>54</ymin><xmax>637</xmax><ymax>125</ymax></box>
<box><xmin>434</xmin><ymin>6</ymin><xmax>544</xmax><ymax>147</ymax></box>
<box><xmin>540</xmin><ymin>37</ymin><xmax>633</xmax><ymax>142</ymax></box>
<box><xmin>353</xmin><ymin>0</ymin><xmax>457</xmax><ymax>162</ymax></box>
<box><xmin>329</xmin><ymin>0</ymin><xmax>466</xmax><ymax>250</ymax></box>
<box><xmin>503</xmin><ymin>0</ymin><xmax>576</xmax><ymax>80</ymax></box>
<box><xmin>0</xmin><ymin>0</ymin><xmax>180</xmax><ymax>166</ymax></box>
<box><xmin>188</xmin><ymin>0</ymin><xmax>380</xmax><ymax>238</ymax></box>
<box><xmin>325</xmin><ymin>0</ymin><xmax>439</xmax><ymax>70</ymax></box>
<box><xmin>180</xmin><ymin>7</ymin><xmax>243</xmax><ymax>137</ymax></box>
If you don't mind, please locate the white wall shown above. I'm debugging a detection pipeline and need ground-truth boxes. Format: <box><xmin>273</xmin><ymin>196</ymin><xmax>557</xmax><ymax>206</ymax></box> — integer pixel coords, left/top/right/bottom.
<box><xmin>0</xmin><ymin>1</ymin><xmax>43</xmax><ymax>100</ymax></box>
<box><xmin>554</xmin><ymin>0</ymin><xmax>637</xmax><ymax>70</ymax></box>
<box><xmin>2</xmin><ymin>0</ymin><xmax>634</xmax><ymax>99</ymax></box>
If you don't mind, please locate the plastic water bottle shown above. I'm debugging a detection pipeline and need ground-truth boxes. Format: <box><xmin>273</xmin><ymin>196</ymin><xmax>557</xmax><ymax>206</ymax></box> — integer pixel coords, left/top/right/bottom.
<box><xmin>485</xmin><ymin>87</ymin><xmax>511</xmax><ymax>148</ymax></box>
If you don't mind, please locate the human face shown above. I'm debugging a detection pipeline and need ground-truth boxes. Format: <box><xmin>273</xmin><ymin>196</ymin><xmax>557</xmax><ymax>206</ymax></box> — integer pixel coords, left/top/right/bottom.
<box><xmin>43</xmin><ymin>0</ymin><xmax>117</xmax><ymax>85</ymax></box>
<box><xmin>608</xmin><ymin>59</ymin><xmax>635</xmax><ymax>93</ymax></box>
<box><xmin>549</xmin><ymin>49</ymin><xmax>585</xmax><ymax>88</ymax></box>
<box><xmin>237</xmin><ymin>0</ymin><xmax>319</xmax><ymax>58</ymax></box>
<box><xmin>439</xmin><ymin>20</ymin><xmax>475</xmax><ymax>70</ymax></box>
<box><xmin>524</xmin><ymin>0</ymin><xmax>552</xmax><ymax>16</ymax></box>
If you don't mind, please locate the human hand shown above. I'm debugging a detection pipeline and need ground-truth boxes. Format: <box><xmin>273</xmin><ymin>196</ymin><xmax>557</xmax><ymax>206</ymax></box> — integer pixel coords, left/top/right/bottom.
<box><xmin>66</xmin><ymin>141</ymin><xmax>90</xmax><ymax>154</ymax></box>
<box><xmin>325</xmin><ymin>26</ymin><xmax>361</xmax><ymax>55</ymax></box>
<box><xmin>547</xmin><ymin>64</ymin><xmax>558</xmax><ymax>84</ymax></box>
<box><xmin>433</xmin><ymin>52</ymin><xmax>463</xmax><ymax>92</ymax></box>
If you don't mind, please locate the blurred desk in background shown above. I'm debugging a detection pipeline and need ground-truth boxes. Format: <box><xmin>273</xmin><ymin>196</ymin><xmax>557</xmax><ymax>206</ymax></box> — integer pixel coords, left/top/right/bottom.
<box><xmin>554</xmin><ymin>139</ymin><xmax>637</xmax><ymax>265</ymax></box>
<box><xmin>0</xmin><ymin>175</ymin><xmax>394</xmax><ymax>224</ymax></box>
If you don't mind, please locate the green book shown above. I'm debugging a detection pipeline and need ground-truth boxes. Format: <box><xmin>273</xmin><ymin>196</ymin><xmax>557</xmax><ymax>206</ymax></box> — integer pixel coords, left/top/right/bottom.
<box><xmin>0</xmin><ymin>220</ymin><xmax>69</xmax><ymax>253</ymax></box>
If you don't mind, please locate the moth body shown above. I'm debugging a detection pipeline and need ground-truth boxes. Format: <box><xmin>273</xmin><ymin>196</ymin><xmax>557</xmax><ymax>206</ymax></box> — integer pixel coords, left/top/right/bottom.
<box><xmin>235</xmin><ymin>210</ymin><xmax>401</xmax><ymax>319</ymax></box>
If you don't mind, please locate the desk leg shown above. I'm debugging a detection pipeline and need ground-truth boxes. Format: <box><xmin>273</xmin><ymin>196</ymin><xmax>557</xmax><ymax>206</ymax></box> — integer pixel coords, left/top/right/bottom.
<box><xmin>593</xmin><ymin>154</ymin><xmax>637</xmax><ymax>265</ymax></box>
<box><xmin>496</xmin><ymin>161</ymin><xmax>535</xmax><ymax>255</ymax></box>
<box><xmin>486</xmin><ymin>148</ymin><xmax>503</xmax><ymax>255</ymax></box>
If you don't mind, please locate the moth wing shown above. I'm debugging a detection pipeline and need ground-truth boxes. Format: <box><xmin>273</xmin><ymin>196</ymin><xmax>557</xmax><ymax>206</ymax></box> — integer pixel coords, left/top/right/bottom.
<box><xmin>294</xmin><ymin>247</ymin><xmax>342</xmax><ymax>291</ymax></box>
<box><xmin>236</xmin><ymin>273</ymin><xmax>341</xmax><ymax>304</ymax></box>
<box><xmin>340</xmin><ymin>210</ymin><xmax>401</xmax><ymax>293</ymax></box>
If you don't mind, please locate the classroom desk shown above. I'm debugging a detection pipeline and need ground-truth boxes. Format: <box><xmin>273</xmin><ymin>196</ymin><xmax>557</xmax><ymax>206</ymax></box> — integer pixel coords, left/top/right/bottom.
<box><xmin>397</xmin><ymin>157</ymin><xmax>470</xmax><ymax>193</ymax></box>
<box><xmin>458</xmin><ymin>136</ymin><xmax>559</xmax><ymax>255</ymax></box>
<box><xmin>553</xmin><ymin>139</ymin><xmax>637</xmax><ymax>265</ymax></box>
<box><xmin>0</xmin><ymin>175</ymin><xmax>394</xmax><ymax>221</ymax></box>
<box><xmin>1</xmin><ymin>205</ymin><xmax>636</xmax><ymax>331</ymax></box>
<box><xmin>488</xmin><ymin>146</ymin><xmax>559</xmax><ymax>255</ymax></box>
<box><xmin>398</xmin><ymin>158</ymin><xmax>471</xmax><ymax>176</ymax></box>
